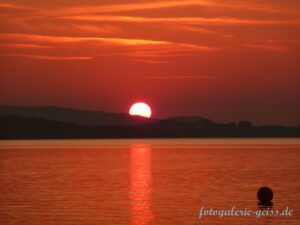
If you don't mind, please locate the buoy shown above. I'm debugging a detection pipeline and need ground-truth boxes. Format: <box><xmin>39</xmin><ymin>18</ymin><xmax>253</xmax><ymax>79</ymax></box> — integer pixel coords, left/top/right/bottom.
<box><xmin>257</xmin><ymin>186</ymin><xmax>273</xmax><ymax>206</ymax></box>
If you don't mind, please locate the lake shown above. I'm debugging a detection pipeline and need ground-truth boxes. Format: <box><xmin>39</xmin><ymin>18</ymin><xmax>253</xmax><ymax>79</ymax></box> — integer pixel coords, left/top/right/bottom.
<box><xmin>0</xmin><ymin>138</ymin><xmax>299</xmax><ymax>225</ymax></box>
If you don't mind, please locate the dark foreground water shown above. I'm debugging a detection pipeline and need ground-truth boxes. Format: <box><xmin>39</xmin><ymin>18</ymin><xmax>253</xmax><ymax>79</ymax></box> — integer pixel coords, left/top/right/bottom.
<box><xmin>0</xmin><ymin>139</ymin><xmax>299</xmax><ymax>225</ymax></box>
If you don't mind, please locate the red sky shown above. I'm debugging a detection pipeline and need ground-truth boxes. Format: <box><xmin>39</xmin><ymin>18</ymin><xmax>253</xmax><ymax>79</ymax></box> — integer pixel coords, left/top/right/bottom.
<box><xmin>0</xmin><ymin>0</ymin><xmax>300</xmax><ymax>125</ymax></box>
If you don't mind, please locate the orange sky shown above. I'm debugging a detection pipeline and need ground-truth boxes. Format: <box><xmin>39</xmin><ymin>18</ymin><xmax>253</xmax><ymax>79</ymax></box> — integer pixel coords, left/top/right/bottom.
<box><xmin>0</xmin><ymin>0</ymin><xmax>300</xmax><ymax>125</ymax></box>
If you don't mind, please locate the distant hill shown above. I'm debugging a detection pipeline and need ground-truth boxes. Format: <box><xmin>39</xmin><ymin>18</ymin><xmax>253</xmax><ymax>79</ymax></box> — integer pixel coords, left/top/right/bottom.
<box><xmin>0</xmin><ymin>115</ymin><xmax>299</xmax><ymax>139</ymax></box>
<box><xmin>0</xmin><ymin>105</ymin><xmax>156</xmax><ymax>126</ymax></box>
<box><xmin>0</xmin><ymin>106</ymin><xmax>299</xmax><ymax>139</ymax></box>
<box><xmin>0</xmin><ymin>115</ymin><xmax>176</xmax><ymax>139</ymax></box>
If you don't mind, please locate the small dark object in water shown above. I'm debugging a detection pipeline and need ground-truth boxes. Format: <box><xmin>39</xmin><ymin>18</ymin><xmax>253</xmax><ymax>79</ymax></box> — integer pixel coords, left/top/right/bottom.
<box><xmin>257</xmin><ymin>186</ymin><xmax>273</xmax><ymax>206</ymax></box>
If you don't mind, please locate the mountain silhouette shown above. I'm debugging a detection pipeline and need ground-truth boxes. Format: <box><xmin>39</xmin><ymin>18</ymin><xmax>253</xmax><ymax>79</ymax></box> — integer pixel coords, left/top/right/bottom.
<box><xmin>0</xmin><ymin>106</ymin><xmax>299</xmax><ymax>139</ymax></box>
<box><xmin>0</xmin><ymin>105</ymin><xmax>156</xmax><ymax>126</ymax></box>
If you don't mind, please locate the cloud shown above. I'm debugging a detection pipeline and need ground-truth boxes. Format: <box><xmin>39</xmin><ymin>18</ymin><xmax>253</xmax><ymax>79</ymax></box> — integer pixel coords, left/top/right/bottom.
<box><xmin>0</xmin><ymin>2</ymin><xmax>36</xmax><ymax>11</ymax></box>
<box><xmin>167</xmin><ymin>24</ymin><xmax>235</xmax><ymax>38</ymax></box>
<box><xmin>132</xmin><ymin>59</ymin><xmax>170</xmax><ymax>64</ymax></box>
<box><xmin>0</xmin><ymin>3</ymin><xmax>25</xmax><ymax>9</ymax></box>
<box><xmin>0</xmin><ymin>33</ymin><xmax>169</xmax><ymax>45</ymax></box>
<box><xmin>114</xmin><ymin>43</ymin><xmax>218</xmax><ymax>58</ymax></box>
<box><xmin>148</xmin><ymin>75</ymin><xmax>214</xmax><ymax>79</ymax></box>
<box><xmin>1</xmin><ymin>53</ymin><xmax>93</xmax><ymax>60</ymax></box>
<box><xmin>0</xmin><ymin>3</ymin><xmax>17</xmax><ymax>8</ymax></box>
<box><xmin>0</xmin><ymin>43</ymin><xmax>51</xmax><ymax>49</ymax></box>
<box><xmin>268</xmin><ymin>39</ymin><xmax>300</xmax><ymax>44</ymax></box>
<box><xmin>245</xmin><ymin>44</ymin><xmax>293</xmax><ymax>52</ymax></box>
<box><xmin>60</xmin><ymin>15</ymin><xmax>300</xmax><ymax>26</ymax></box>
<box><xmin>0</xmin><ymin>33</ymin><xmax>218</xmax><ymax>58</ymax></box>
<box><xmin>72</xmin><ymin>25</ymin><xmax>121</xmax><ymax>34</ymax></box>
<box><xmin>43</xmin><ymin>1</ymin><xmax>221</xmax><ymax>15</ymax></box>
<box><xmin>44</xmin><ymin>0</ymin><xmax>297</xmax><ymax>16</ymax></box>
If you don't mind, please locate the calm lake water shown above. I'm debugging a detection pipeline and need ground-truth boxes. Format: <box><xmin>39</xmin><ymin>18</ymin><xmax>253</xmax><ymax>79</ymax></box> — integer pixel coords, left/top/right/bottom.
<box><xmin>0</xmin><ymin>138</ymin><xmax>299</xmax><ymax>225</ymax></box>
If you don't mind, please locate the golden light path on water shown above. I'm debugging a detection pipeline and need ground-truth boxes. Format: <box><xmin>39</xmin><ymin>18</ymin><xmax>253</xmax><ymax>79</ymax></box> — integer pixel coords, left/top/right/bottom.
<box><xmin>130</xmin><ymin>144</ymin><xmax>153</xmax><ymax>225</ymax></box>
<box><xmin>0</xmin><ymin>139</ymin><xmax>300</xmax><ymax>224</ymax></box>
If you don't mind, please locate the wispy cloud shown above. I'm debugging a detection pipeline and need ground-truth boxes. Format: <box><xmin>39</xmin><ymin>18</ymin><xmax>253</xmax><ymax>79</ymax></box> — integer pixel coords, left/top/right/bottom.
<box><xmin>43</xmin><ymin>1</ymin><xmax>220</xmax><ymax>15</ymax></box>
<box><xmin>132</xmin><ymin>59</ymin><xmax>170</xmax><ymax>64</ymax></box>
<box><xmin>0</xmin><ymin>3</ymin><xmax>18</xmax><ymax>9</ymax></box>
<box><xmin>1</xmin><ymin>53</ymin><xmax>93</xmax><ymax>60</ymax></box>
<box><xmin>0</xmin><ymin>43</ymin><xmax>51</xmax><ymax>49</ymax></box>
<box><xmin>60</xmin><ymin>15</ymin><xmax>300</xmax><ymax>26</ymax></box>
<box><xmin>0</xmin><ymin>33</ymin><xmax>169</xmax><ymax>45</ymax></box>
<box><xmin>72</xmin><ymin>25</ymin><xmax>121</xmax><ymax>34</ymax></box>
<box><xmin>167</xmin><ymin>24</ymin><xmax>235</xmax><ymax>38</ymax></box>
<box><xmin>0</xmin><ymin>33</ymin><xmax>218</xmax><ymax>58</ymax></box>
<box><xmin>0</xmin><ymin>3</ymin><xmax>25</xmax><ymax>9</ymax></box>
<box><xmin>268</xmin><ymin>39</ymin><xmax>300</xmax><ymax>44</ymax></box>
<box><xmin>118</xmin><ymin>44</ymin><xmax>218</xmax><ymax>58</ymax></box>
<box><xmin>148</xmin><ymin>75</ymin><xmax>213</xmax><ymax>79</ymax></box>
<box><xmin>0</xmin><ymin>2</ymin><xmax>36</xmax><ymax>11</ymax></box>
<box><xmin>245</xmin><ymin>44</ymin><xmax>292</xmax><ymax>52</ymax></box>
<box><xmin>44</xmin><ymin>0</ymin><xmax>298</xmax><ymax>16</ymax></box>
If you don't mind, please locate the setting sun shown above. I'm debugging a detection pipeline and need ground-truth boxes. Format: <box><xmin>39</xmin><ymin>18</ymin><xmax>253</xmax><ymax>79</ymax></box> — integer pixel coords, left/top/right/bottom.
<box><xmin>129</xmin><ymin>102</ymin><xmax>152</xmax><ymax>118</ymax></box>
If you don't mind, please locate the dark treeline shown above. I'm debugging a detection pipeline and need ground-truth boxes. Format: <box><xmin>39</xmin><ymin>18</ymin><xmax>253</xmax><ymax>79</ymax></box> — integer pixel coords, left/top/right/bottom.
<box><xmin>0</xmin><ymin>115</ymin><xmax>299</xmax><ymax>139</ymax></box>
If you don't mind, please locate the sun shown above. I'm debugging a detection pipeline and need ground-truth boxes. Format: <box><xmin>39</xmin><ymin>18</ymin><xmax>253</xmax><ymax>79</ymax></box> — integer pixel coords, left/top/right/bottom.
<box><xmin>129</xmin><ymin>102</ymin><xmax>152</xmax><ymax>118</ymax></box>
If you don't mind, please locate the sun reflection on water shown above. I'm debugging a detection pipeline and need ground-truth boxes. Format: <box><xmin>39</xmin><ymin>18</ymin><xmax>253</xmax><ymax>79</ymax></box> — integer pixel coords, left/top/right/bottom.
<box><xmin>130</xmin><ymin>144</ymin><xmax>153</xmax><ymax>225</ymax></box>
